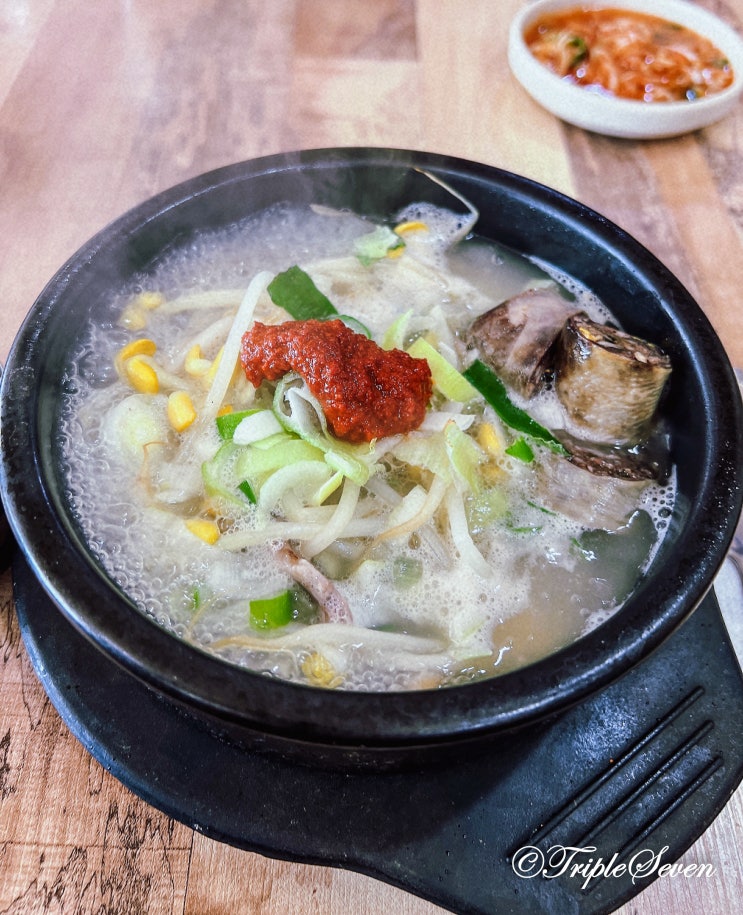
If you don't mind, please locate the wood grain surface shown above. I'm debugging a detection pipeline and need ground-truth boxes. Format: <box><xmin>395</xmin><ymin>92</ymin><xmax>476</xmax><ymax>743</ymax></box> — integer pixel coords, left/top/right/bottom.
<box><xmin>1</xmin><ymin>2</ymin><xmax>742</xmax><ymax>912</ymax></box>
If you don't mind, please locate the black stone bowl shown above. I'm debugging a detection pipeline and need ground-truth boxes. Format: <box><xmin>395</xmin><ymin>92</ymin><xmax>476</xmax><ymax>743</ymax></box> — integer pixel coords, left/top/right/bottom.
<box><xmin>1</xmin><ymin>148</ymin><xmax>741</xmax><ymax>769</ymax></box>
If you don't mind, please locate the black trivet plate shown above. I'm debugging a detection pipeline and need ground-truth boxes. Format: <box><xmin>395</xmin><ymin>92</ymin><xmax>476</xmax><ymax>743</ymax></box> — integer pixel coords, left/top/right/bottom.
<box><xmin>13</xmin><ymin>552</ymin><xmax>743</xmax><ymax>915</ymax></box>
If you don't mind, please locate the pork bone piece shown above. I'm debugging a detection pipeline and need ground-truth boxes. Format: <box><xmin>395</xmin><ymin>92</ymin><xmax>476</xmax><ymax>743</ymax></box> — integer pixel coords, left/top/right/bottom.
<box><xmin>555</xmin><ymin>315</ymin><xmax>671</xmax><ymax>444</ymax></box>
<box><xmin>467</xmin><ymin>287</ymin><xmax>581</xmax><ymax>397</ymax></box>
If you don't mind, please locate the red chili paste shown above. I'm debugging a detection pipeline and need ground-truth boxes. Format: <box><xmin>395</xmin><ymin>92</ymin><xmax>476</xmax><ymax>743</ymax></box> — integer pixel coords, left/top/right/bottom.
<box><xmin>240</xmin><ymin>320</ymin><xmax>433</xmax><ymax>443</ymax></box>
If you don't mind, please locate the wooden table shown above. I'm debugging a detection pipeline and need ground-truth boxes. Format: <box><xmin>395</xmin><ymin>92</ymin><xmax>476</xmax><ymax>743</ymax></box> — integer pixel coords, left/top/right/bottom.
<box><xmin>1</xmin><ymin>2</ymin><xmax>742</xmax><ymax>912</ymax></box>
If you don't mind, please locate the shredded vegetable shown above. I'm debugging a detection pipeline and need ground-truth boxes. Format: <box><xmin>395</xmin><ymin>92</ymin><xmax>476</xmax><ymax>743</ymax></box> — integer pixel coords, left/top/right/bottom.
<box><xmin>272</xmin><ymin>375</ymin><xmax>376</xmax><ymax>485</ymax></box>
<box><xmin>232</xmin><ymin>410</ymin><xmax>284</xmax><ymax>445</ymax></box>
<box><xmin>203</xmin><ymin>270</ymin><xmax>271</xmax><ymax>418</ymax></box>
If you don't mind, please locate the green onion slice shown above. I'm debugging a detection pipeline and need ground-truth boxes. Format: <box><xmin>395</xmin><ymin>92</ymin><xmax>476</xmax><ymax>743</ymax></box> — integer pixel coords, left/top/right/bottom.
<box><xmin>505</xmin><ymin>437</ymin><xmax>535</xmax><ymax>463</ymax></box>
<box><xmin>249</xmin><ymin>590</ymin><xmax>293</xmax><ymax>629</ymax></box>
<box><xmin>238</xmin><ymin>480</ymin><xmax>257</xmax><ymax>503</ymax></box>
<box><xmin>407</xmin><ymin>336</ymin><xmax>478</xmax><ymax>402</ymax></box>
<box><xmin>216</xmin><ymin>409</ymin><xmax>259</xmax><ymax>440</ymax></box>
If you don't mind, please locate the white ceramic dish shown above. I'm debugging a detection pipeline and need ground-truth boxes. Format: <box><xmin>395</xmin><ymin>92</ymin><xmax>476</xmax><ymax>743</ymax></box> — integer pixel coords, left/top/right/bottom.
<box><xmin>508</xmin><ymin>0</ymin><xmax>743</xmax><ymax>138</ymax></box>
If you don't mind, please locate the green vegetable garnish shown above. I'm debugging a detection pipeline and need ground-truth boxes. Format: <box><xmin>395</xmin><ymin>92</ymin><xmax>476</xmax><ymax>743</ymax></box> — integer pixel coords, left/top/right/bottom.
<box><xmin>526</xmin><ymin>500</ymin><xmax>556</xmax><ymax>516</ymax></box>
<box><xmin>354</xmin><ymin>225</ymin><xmax>405</xmax><ymax>265</ymax></box>
<box><xmin>505</xmin><ymin>437</ymin><xmax>534</xmax><ymax>463</ymax></box>
<box><xmin>238</xmin><ymin>479</ymin><xmax>257</xmax><ymax>503</ymax></box>
<box><xmin>393</xmin><ymin>555</ymin><xmax>423</xmax><ymax>590</ymax></box>
<box><xmin>467</xmin><ymin>488</ymin><xmax>508</xmax><ymax>533</ymax></box>
<box><xmin>508</xmin><ymin>523</ymin><xmax>543</xmax><ymax>535</ymax></box>
<box><xmin>406</xmin><ymin>335</ymin><xmax>478</xmax><ymax>402</ymax></box>
<box><xmin>236</xmin><ymin>435</ymin><xmax>325</xmax><ymax>479</ymax></box>
<box><xmin>567</xmin><ymin>35</ymin><xmax>588</xmax><ymax>67</ymax></box>
<box><xmin>202</xmin><ymin>442</ymin><xmax>246</xmax><ymax>505</ymax></box>
<box><xmin>444</xmin><ymin>419</ymin><xmax>485</xmax><ymax>492</ymax></box>
<box><xmin>249</xmin><ymin>590</ymin><xmax>293</xmax><ymax>629</ymax></box>
<box><xmin>462</xmin><ymin>360</ymin><xmax>568</xmax><ymax>455</ymax></box>
<box><xmin>381</xmin><ymin>309</ymin><xmax>413</xmax><ymax>350</ymax></box>
<box><xmin>267</xmin><ymin>265</ymin><xmax>338</xmax><ymax>320</ymax></box>
<box><xmin>216</xmin><ymin>409</ymin><xmax>259</xmax><ymax>440</ymax></box>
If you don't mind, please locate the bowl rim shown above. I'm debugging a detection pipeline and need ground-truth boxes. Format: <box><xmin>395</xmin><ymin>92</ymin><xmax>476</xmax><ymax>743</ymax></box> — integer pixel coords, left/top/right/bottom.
<box><xmin>1</xmin><ymin>146</ymin><xmax>742</xmax><ymax>748</ymax></box>
<box><xmin>508</xmin><ymin>0</ymin><xmax>743</xmax><ymax>138</ymax></box>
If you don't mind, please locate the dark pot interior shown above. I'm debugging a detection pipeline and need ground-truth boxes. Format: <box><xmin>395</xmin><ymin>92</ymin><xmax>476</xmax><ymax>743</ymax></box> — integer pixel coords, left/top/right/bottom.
<box><xmin>1</xmin><ymin>148</ymin><xmax>741</xmax><ymax>766</ymax></box>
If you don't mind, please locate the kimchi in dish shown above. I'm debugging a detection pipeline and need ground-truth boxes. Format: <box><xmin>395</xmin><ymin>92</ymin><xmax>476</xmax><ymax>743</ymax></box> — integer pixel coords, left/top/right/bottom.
<box><xmin>60</xmin><ymin>191</ymin><xmax>675</xmax><ymax>691</ymax></box>
<box><xmin>524</xmin><ymin>6</ymin><xmax>734</xmax><ymax>102</ymax></box>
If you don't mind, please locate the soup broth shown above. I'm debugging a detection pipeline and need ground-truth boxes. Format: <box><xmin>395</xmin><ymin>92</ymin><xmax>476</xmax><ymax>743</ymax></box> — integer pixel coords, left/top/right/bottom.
<box><xmin>59</xmin><ymin>202</ymin><xmax>674</xmax><ymax>691</ymax></box>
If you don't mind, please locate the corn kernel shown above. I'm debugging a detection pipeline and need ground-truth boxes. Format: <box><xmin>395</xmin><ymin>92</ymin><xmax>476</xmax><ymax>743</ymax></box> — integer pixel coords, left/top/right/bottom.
<box><xmin>115</xmin><ymin>338</ymin><xmax>157</xmax><ymax>378</ymax></box>
<box><xmin>119</xmin><ymin>338</ymin><xmax>157</xmax><ymax>363</ymax></box>
<box><xmin>124</xmin><ymin>355</ymin><xmax>159</xmax><ymax>394</ymax></box>
<box><xmin>185</xmin><ymin>519</ymin><xmax>220</xmax><ymax>544</ymax></box>
<box><xmin>301</xmin><ymin>652</ymin><xmax>343</xmax><ymax>688</ymax></box>
<box><xmin>394</xmin><ymin>220</ymin><xmax>428</xmax><ymax>235</ymax></box>
<box><xmin>167</xmin><ymin>391</ymin><xmax>197</xmax><ymax>432</ymax></box>
<box><xmin>217</xmin><ymin>404</ymin><xmax>234</xmax><ymax>417</ymax></box>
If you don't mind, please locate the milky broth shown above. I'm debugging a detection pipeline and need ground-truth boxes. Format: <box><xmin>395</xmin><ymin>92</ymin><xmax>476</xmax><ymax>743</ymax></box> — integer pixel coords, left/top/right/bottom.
<box><xmin>58</xmin><ymin>203</ymin><xmax>675</xmax><ymax>691</ymax></box>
